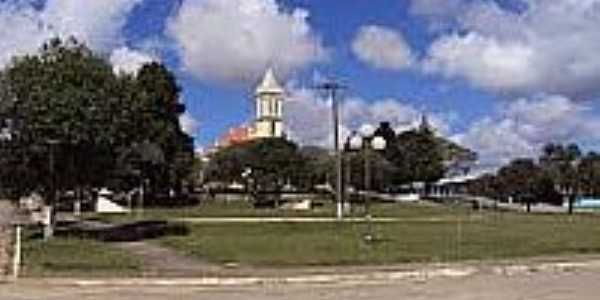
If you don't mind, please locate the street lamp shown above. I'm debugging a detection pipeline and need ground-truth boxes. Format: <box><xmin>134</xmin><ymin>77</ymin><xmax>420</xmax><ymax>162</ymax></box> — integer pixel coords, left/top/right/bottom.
<box><xmin>568</xmin><ymin>159</ymin><xmax>581</xmax><ymax>215</ymax></box>
<box><xmin>316</xmin><ymin>80</ymin><xmax>346</xmax><ymax>221</ymax></box>
<box><xmin>348</xmin><ymin>128</ymin><xmax>387</xmax><ymax>242</ymax></box>
<box><xmin>44</xmin><ymin>138</ymin><xmax>60</xmax><ymax>240</ymax></box>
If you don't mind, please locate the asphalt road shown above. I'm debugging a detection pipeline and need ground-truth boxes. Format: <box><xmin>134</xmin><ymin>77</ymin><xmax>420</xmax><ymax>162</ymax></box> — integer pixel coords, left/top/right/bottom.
<box><xmin>3</xmin><ymin>270</ymin><xmax>600</xmax><ymax>300</ymax></box>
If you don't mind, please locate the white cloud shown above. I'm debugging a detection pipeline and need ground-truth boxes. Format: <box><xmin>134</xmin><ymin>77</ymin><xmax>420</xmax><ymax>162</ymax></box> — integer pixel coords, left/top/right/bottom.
<box><xmin>423</xmin><ymin>0</ymin><xmax>600</xmax><ymax>97</ymax></box>
<box><xmin>284</xmin><ymin>85</ymin><xmax>450</xmax><ymax>147</ymax></box>
<box><xmin>424</xmin><ymin>32</ymin><xmax>538</xmax><ymax>91</ymax></box>
<box><xmin>410</xmin><ymin>0</ymin><xmax>468</xmax><ymax>18</ymax></box>
<box><xmin>179</xmin><ymin>113</ymin><xmax>200</xmax><ymax>137</ymax></box>
<box><xmin>352</xmin><ymin>25</ymin><xmax>414</xmax><ymax>70</ymax></box>
<box><xmin>166</xmin><ymin>0</ymin><xmax>327</xmax><ymax>83</ymax></box>
<box><xmin>42</xmin><ymin>0</ymin><xmax>142</xmax><ymax>51</ymax></box>
<box><xmin>453</xmin><ymin>94</ymin><xmax>600</xmax><ymax>170</ymax></box>
<box><xmin>0</xmin><ymin>0</ymin><xmax>141</xmax><ymax>68</ymax></box>
<box><xmin>110</xmin><ymin>47</ymin><xmax>156</xmax><ymax>75</ymax></box>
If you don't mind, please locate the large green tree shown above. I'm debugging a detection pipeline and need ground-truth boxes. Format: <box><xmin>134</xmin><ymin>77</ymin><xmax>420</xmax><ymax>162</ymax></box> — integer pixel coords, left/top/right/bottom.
<box><xmin>0</xmin><ymin>38</ymin><xmax>194</xmax><ymax>206</ymax></box>
<box><xmin>386</xmin><ymin>127</ymin><xmax>446</xmax><ymax>185</ymax></box>
<box><xmin>206</xmin><ymin>138</ymin><xmax>305</xmax><ymax>192</ymax></box>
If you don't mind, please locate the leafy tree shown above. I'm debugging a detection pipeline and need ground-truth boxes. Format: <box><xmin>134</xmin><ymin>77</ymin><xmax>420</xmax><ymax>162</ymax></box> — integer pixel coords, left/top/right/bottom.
<box><xmin>496</xmin><ymin>158</ymin><xmax>540</xmax><ymax>210</ymax></box>
<box><xmin>298</xmin><ymin>146</ymin><xmax>335</xmax><ymax>190</ymax></box>
<box><xmin>206</xmin><ymin>138</ymin><xmax>305</xmax><ymax>192</ymax></box>
<box><xmin>577</xmin><ymin>151</ymin><xmax>600</xmax><ymax>196</ymax></box>
<box><xmin>387</xmin><ymin>127</ymin><xmax>446</xmax><ymax>184</ymax></box>
<box><xmin>1</xmin><ymin>38</ymin><xmax>119</xmax><ymax>198</ymax></box>
<box><xmin>539</xmin><ymin>143</ymin><xmax>581</xmax><ymax>192</ymax></box>
<box><xmin>0</xmin><ymin>38</ymin><xmax>194</xmax><ymax>224</ymax></box>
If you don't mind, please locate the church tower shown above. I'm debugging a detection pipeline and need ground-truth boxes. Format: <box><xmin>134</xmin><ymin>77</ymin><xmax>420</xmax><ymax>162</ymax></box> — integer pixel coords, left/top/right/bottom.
<box><xmin>251</xmin><ymin>68</ymin><xmax>285</xmax><ymax>139</ymax></box>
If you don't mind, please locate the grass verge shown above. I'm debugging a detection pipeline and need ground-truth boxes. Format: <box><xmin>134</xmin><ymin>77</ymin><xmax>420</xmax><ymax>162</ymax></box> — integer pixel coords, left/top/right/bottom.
<box><xmin>159</xmin><ymin>212</ymin><xmax>600</xmax><ymax>266</ymax></box>
<box><xmin>89</xmin><ymin>200</ymin><xmax>468</xmax><ymax>224</ymax></box>
<box><xmin>22</xmin><ymin>235</ymin><xmax>143</xmax><ymax>277</ymax></box>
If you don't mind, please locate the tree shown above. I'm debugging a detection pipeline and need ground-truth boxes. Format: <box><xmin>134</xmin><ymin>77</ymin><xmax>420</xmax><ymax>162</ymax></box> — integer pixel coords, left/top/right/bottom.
<box><xmin>1</xmin><ymin>38</ymin><xmax>119</xmax><ymax>197</ymax></box>
<box><xmin>577</xmin><ymin>151</ymin><xmax>600</xmax><ymax>196</ymax></box>
<box><xmin>298</xmin><ymin>146</ymin><xmax>335</xmax><ymax>190</ymax></box>
<box><xmin>387</xmin><ymin>128</ymin><xmax>446</xmax><ymax>185</ymax></box>
<box><xmin>206</xmin><ymin>138</ymin><xmax>305</xmax><ymax>193</ymax></box>
<box><xmin>0</xmin><ymin>38</ymin><xmax>194</xmax><ymax>237</ymax></box>
<box><xmin>496</xmin><ymin>158</ymin><xmax>540</xmax><ymax>211</ymax></box>
<box><xmin>117</xmin><ymin>62</ymin><xmax>193</xmax><ymax>195</ymax></box>
<box><xmin>539</xmin><ymin>143</ymin><xmax>581</xmax><ymax>192</ymax></box>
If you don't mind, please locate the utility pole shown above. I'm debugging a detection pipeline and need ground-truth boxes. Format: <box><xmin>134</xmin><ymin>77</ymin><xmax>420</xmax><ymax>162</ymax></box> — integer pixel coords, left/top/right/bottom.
<box><xmin>316</xmin><ymin>80</ymin><xmax>346</xmax><ymax>221</ymax></box>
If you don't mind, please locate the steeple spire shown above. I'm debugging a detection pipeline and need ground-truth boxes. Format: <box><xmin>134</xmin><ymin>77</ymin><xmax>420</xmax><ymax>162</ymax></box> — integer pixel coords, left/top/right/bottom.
<box><xmin>256</xmin><ymin>67</ymin><xmax>284</xmax><ymax>95</ymax></box>
<box><xmin>419</xmin><ymin>114</ymin><xmax>432</xmax><ymax>132</ymax></box>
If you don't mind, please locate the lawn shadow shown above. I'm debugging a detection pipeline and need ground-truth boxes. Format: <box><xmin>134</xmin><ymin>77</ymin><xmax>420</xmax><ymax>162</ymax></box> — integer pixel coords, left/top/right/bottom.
<box><xmin>49</xmin><ymin>220</ymin><xmax>190</xmax><ymax>242</ymax></box>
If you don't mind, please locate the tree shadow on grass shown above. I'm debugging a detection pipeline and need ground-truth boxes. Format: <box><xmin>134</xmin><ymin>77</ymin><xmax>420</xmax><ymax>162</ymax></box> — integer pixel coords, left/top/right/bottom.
<box><xmin>36</xmin><ymin>220</ymin><xmax>190</xmax><ymax>242</ymax></box>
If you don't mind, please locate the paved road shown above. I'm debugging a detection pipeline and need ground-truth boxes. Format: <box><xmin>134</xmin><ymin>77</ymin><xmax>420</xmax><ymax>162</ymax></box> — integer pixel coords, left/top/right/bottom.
<box><xmin>3</xmin><ymin>269</ymin><xmax>600</xmax><ymax>300</ymax></box>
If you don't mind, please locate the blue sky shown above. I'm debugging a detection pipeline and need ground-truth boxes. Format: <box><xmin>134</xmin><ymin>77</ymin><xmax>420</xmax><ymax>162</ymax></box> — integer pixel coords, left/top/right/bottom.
<box><xmin>124</xmin><ymin>0</ymin><xmax>497</xmax><ymax>144</ymax></box>
<box><xmin>2</xmin><ymin>0</ymin><xmax>600</xmax><ymax>170</ymax></box>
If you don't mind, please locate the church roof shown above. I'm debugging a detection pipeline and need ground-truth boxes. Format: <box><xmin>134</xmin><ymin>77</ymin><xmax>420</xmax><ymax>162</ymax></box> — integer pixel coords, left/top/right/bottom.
<box><xmin>256</xmin><ymin>68</ymin><xmax>284</xmax><ymax>95</ymax></box>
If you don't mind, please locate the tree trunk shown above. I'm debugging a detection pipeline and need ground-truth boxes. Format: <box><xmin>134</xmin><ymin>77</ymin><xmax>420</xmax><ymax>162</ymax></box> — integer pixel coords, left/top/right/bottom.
<box><xmin>42</xmin><ymin>205</ymin><xmax>54</xmax><ymax>241</ymax></box>
<box><xmin>568</xmin><ymin>194</ymin><xmax>575</xmax><ymax>215</ymax></box>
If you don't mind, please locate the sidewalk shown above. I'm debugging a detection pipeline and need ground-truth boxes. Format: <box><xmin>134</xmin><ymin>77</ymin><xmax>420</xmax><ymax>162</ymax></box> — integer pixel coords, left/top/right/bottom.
<box><xmin>175</xmin><ymin>217</ymin><xmax>401</xmax><ymax>223</ymax></box>
<box><xmin>10</xmin><ymin>256</ymin><xmax>600</xmax><ymax>287</ymax></box>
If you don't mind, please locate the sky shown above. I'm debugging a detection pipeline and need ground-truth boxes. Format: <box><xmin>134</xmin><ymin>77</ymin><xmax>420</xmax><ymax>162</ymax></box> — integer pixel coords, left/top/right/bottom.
<box><xmin>2</xmin><ymin>0</ymin><xmax>600</xmax><ymax>172</ymax></box>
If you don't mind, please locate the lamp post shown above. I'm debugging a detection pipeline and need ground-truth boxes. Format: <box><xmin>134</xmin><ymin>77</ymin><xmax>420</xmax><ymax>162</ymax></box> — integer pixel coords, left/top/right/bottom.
<box><xmin>568</xmin><ymin>160</ymin><xmax>581</xmax><ymax>215</ymax></box>
<box><xmin>0</xmin><ymin>122</ymin><xmax>13</xmax><ymax>195</ymax></box>
<box><xmin>316</xmin><ymin>80</ymin><xmax>346</xmax><ymax>221</ymax></box>
<box><xmin>348</xmin><ymin>129</ymin><xmax>386</xmax><ymax>242</ymax></box>
<box><xmin>44</xmin><ymin>139</ymin><xmax>60</xmax><ymax>240</ymax></box>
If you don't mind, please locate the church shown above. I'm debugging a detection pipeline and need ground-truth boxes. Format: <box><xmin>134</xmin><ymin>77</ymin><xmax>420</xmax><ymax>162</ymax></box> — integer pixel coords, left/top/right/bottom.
<box><xmin>217</xmin><ymin>68</ymin><xmax>286</xmax><ymax>147</ymax></box>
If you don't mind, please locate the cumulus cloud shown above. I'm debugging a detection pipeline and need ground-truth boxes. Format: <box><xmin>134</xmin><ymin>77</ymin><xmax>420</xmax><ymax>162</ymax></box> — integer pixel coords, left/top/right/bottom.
<box><xmin>179</xmin><ymin>113</ymin><xmax>200</xmax><ymax>137</ymax></box>
<box><xmin>352</xmin><ymin>25</ymin><xmax>414</xmax><ymax>70</ymax></box>
<box><xmin>422</xmin><ymin>0</ymin><xmax>600</xmax><ymax>97</ymax></box>
<box><xmin>110</xmin><ymin>47</ymin><xmax>157</xmax><ymax>75</ymax></box>
<box><xmin>0</xmin><ymin>0</ymin><xmax>142</xmax><ymax>68</ymax></box>
<box><xmin>424</xmin><ymin>32</ymin><xmax>537</xmax><ymax>91</ymax></box>
<box><xmin>166</xmin><ymin>0</ymin><xmax>327</xmax><ymax>83</ymax></box>
<box><xmin>0</xmin><ymin>2</ymin><xmax>48</xmax><ymax>67</ymax></box>
<box><xmin>284</xmin><ymin>85</ymin><xmax>450</xmax><ymax>147</ymax></box>
<box><xmin>410</xmin><ymin>0</ymin><xmax>468</xmax><ymax>18</ymax></box>
<box><xmin>41</xmin><ymin>0</ymin><xmax>142</xmax><ymax>51</ymax></box>
<box><xmin>453</xmin><ymin>95</ymin><xmax>600</xmax><ymax>170</ymax></box>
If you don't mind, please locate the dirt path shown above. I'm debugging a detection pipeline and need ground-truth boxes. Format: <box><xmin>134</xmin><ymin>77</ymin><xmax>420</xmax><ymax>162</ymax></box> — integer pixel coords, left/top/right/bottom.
<box><xmin>112</xmin><ymin>241</ymin><xmax>225</xmax><ymax>277</ymax></box>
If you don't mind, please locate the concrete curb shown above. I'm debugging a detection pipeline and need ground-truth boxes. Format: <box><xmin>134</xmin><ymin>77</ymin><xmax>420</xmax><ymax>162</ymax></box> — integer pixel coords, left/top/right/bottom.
<box><xmin>17</xmin><ymin>260</ymin><xmax>600</xmax><ymax>287</ymax></box>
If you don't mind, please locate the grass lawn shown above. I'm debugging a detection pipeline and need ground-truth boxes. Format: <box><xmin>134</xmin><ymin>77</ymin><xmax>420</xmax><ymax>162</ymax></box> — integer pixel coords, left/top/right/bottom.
<box><xmin>89</xmin><ymin>200</ymin><xmax>468</xmax><ymax>224</ymax></box>
<box><xmin>22</xmin><ymin>234</ymin><xmax>143</xmax><ymax>277</ymax></box>
<box><xmin>158</xmin><ymin>211</ymin><xmax>600</xmax><ymax>266</ymax></box>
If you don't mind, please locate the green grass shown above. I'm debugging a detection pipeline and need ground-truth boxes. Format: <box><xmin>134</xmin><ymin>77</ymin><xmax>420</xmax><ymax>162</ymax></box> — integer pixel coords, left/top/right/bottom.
<box><xmin>22</xmin><ymin>235</ymin><xmax>143</xmax><ymax>277</ymax></box>
<box><xmin>159</xmin><ymin>211</ymin><xmax>600</xmax><ymax>266</ymax></box>
<box><xmin>89</xmin><ymin>200</ymin><xmax>468</xmax><ymax>224</ymax></box>
<box><xmin>36</xmin><ymin>201</ymin><xmax>600</xmax><ymax>272</ymax></box>
<box><xmin>89</xmin><ymin>201</ymin><xmax>335</xmax><ymax>224</ymax></box>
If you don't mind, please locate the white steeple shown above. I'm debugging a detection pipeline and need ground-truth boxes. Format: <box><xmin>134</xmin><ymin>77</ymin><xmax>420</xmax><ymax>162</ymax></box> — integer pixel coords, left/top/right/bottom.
<box><xmin>256</xmin><ymin>68</ymin><xmax>284</xmax><ymax>95</ymax></box>
<box><xmin>251</xmin><ymin>68</ymin><xmax>286</xmax><ymax>139</ymax></box>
